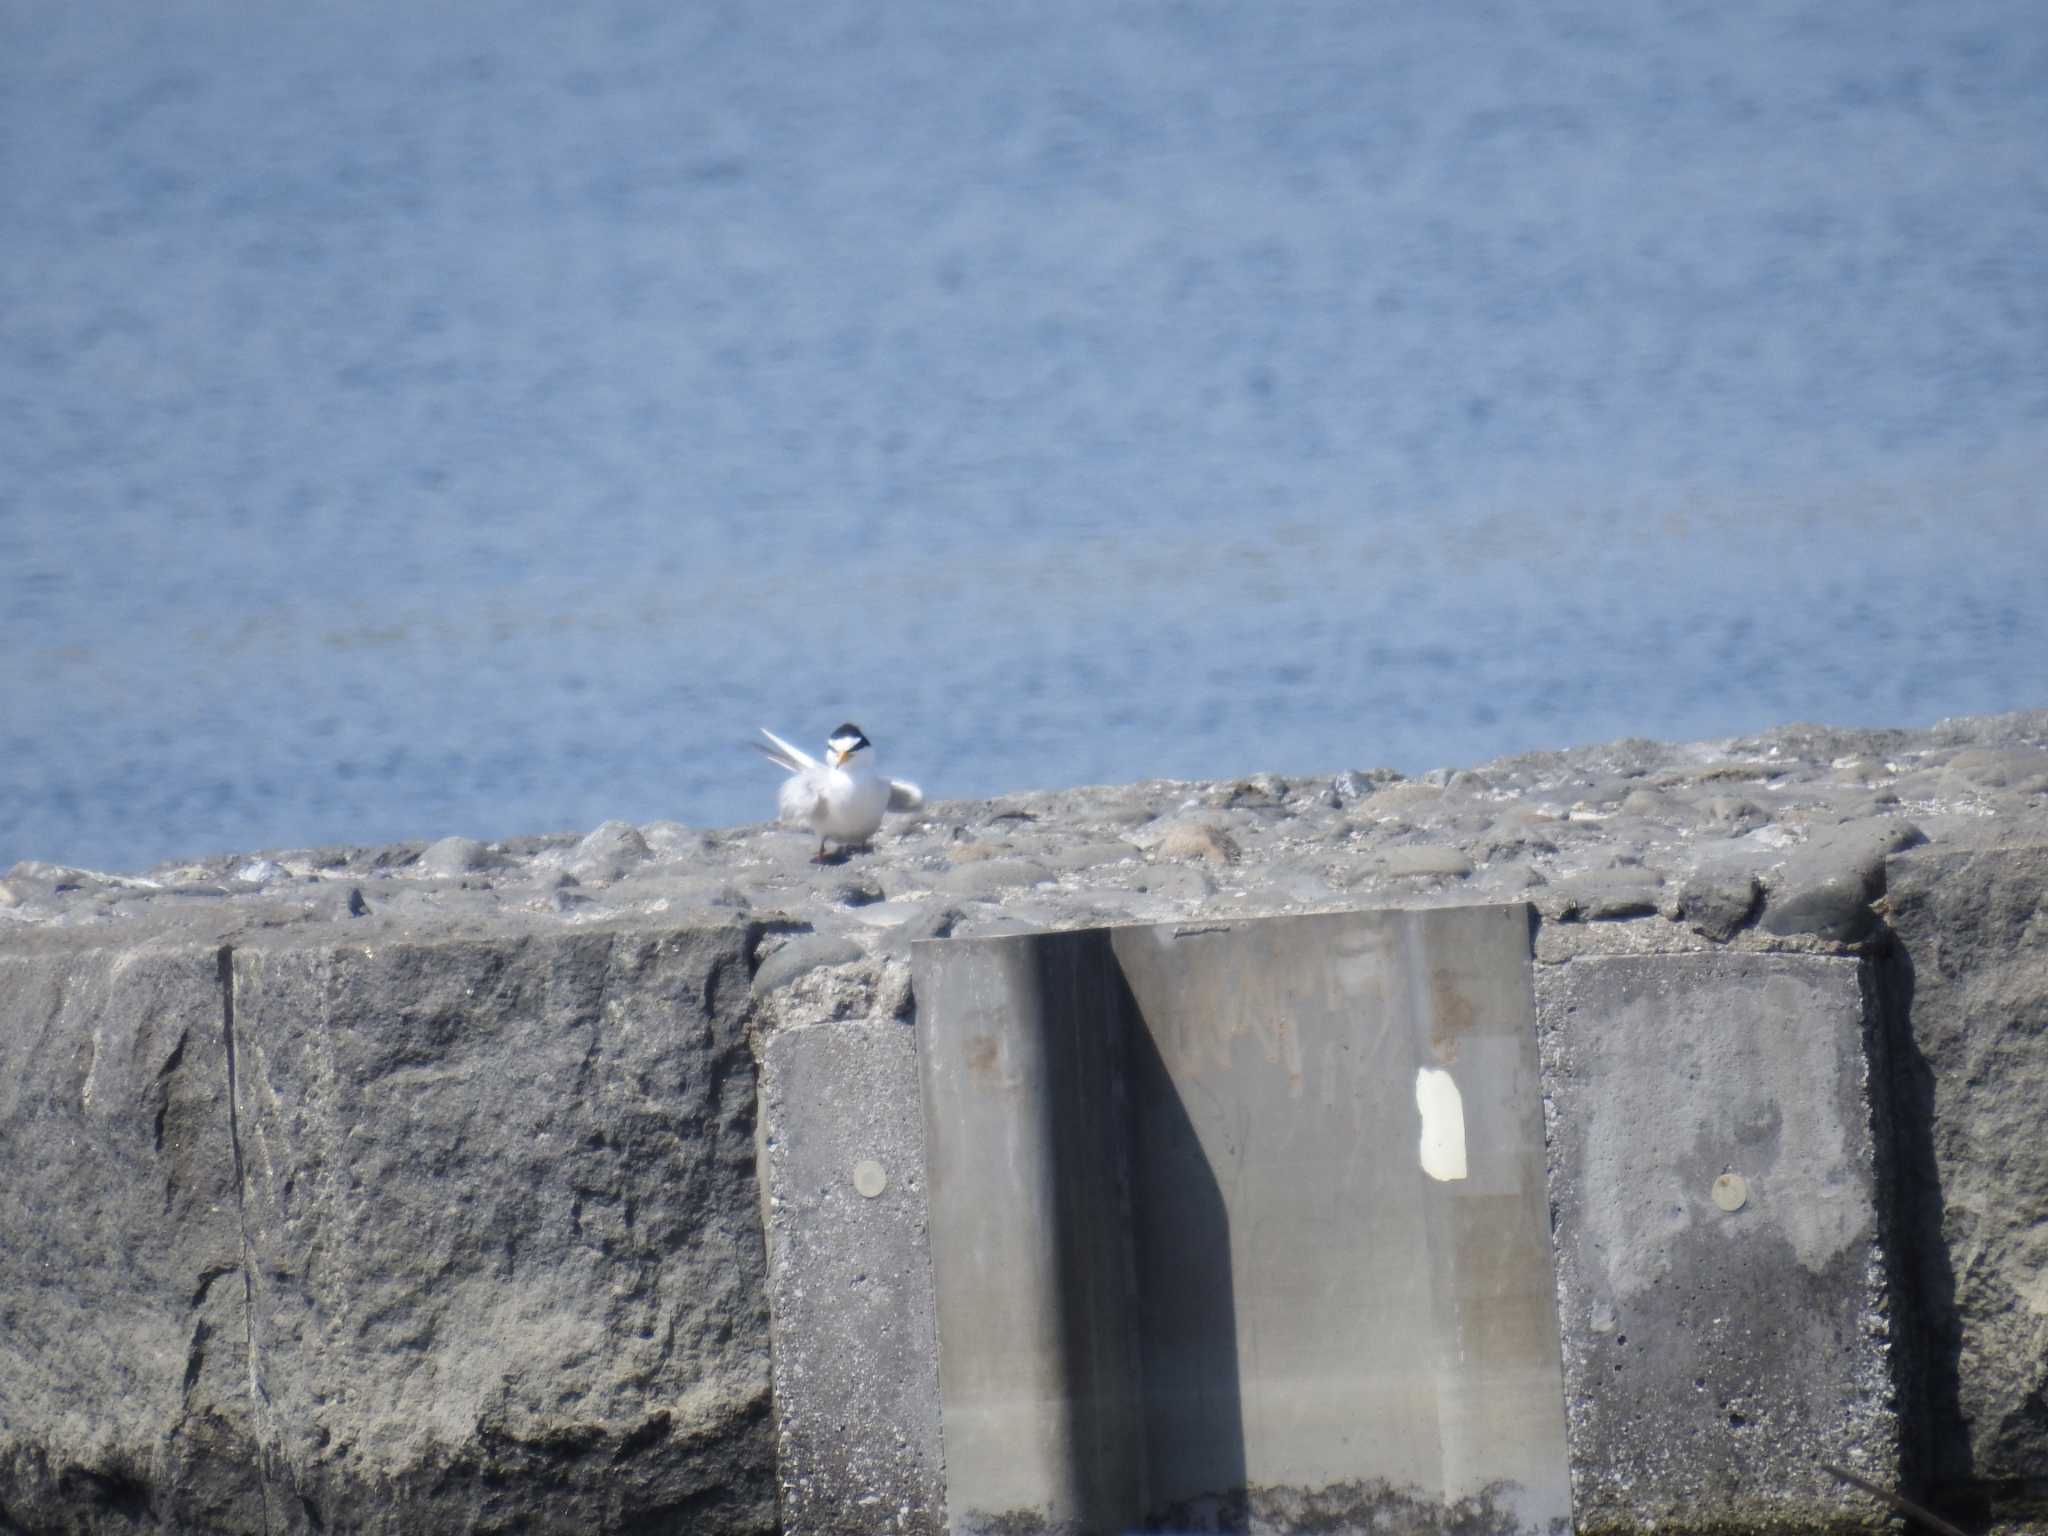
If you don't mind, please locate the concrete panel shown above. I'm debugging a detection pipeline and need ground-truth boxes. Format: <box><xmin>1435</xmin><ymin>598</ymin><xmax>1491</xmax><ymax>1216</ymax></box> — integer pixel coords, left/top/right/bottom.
<box><xmin>1536</xmin><ymin>952</ymin><xmax>1897</xmax><ymax>1531</ymax></box>
<box><xmin>914</xmin><ymin>906</ymin><xmax>1570</xmax><ymax>1535</ymax></box>
<box><xmin>757</xmin><ymin>1019</ymin><xmax>944</xmax><ymax>1535</ymax></box>
<box><xmin>0</xmin><ymin>934</ymin><xmax>267</xmax><ymax>1533</ymax></box>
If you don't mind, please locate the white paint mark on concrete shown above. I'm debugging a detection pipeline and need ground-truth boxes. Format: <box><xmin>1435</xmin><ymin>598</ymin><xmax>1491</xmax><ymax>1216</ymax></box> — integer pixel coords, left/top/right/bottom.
<box><xmin>1416</xmin><ymin>1066</ymin><xmax>1468</xmax><ymax>1182</ymax></box>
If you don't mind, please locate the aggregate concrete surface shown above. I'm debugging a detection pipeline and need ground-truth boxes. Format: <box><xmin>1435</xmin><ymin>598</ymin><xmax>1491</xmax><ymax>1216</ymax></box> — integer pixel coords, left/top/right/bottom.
<box><xmin>755</xmin><ymin>1020</ymin><xmax>943</xmax><ymax>1536</ymax></box>
<box><xmin>7</xmin><ymin>712</ymin><xmax>2045</xmax><ymax>965</ymax></box>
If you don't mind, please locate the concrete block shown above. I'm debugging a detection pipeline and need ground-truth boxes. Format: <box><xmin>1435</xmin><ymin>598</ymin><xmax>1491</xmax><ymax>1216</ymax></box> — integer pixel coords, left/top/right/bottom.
<box><xmin>756</xmin><ymin>1019</ymin><xmax>944</xmax><ymax>1534</ymax></box>
<box><xmin>1536</xmin><ymin>952</ymin><xmax>1897</xmax><ymax>1531</ymax></box>
<box><xmin>1885</xmin><ymin>842</ymin><xmax>2048</xmax><ymax>1517</ymax></box>
<box><xmin>0</xmin><ymin>934</ymin><xmax>267</xmax><ymax>1534</ymax></box>
<box><xmin>914</xmin><ymin>905</ymin><xmax>1571</xmax><ymax>1535</ymax></box>
<box><xmin>227</xmin><ymin>924</ymin><xmax>775</xmax><ymax>1533</ymax></box>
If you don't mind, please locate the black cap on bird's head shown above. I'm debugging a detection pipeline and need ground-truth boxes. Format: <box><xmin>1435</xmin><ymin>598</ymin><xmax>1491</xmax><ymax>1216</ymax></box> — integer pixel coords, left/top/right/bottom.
<box><xmin>826</xmin><ymin>723</ymin><xmax>871</xmax><ymax>766</ymax></box>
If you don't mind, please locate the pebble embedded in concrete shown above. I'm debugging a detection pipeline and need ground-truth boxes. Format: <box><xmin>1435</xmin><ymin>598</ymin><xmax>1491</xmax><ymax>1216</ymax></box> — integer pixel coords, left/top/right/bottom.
<box><xmin>417</xmin><ymin>836</ymin><xmax>497</xmax><ymax>876</ymax></box>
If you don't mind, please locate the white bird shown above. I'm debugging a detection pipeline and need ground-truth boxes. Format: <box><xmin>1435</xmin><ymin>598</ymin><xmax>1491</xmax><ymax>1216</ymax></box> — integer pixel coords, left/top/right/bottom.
<box><xmin>753</xmin><ymin>722</ymin><xmax>923</xmax><ymax>861</ymax></box>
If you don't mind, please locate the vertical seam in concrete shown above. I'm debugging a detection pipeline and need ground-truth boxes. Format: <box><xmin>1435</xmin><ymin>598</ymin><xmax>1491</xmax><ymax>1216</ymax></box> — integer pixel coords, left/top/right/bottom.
<box><xmin>1866</xmin><ymin>938</ymin><xmax>1938</xmax><ymax>1504</ymax></box>
<box><xmin>217</xmin><ymin>944</ymin><xmax>274</xmax><ymax>1536</ymax></box>
<box><xmin>902</xmin><ymin>993</ymin><xmax>951</xmax><ymax>1529</ymax></box>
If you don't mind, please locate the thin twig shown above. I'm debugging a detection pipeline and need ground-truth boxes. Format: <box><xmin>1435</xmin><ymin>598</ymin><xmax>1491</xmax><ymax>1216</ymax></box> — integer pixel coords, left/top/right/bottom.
<box><xmin>1820</xmin><ymin>1462</ymin><xmax>1972</xmax><ymax>1536</ymax></box>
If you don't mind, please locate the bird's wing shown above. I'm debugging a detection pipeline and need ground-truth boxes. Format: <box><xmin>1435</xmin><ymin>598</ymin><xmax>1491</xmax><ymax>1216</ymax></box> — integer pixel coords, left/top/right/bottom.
<box><xmin>886</xmin><ymin>779</ymin><xmax>924</xmax><ymax>813</ymax></box>
<box><xmin>778</xmin><ymin>771</ymin><xmax>826</xmax><ymax>824</ymax></box>
<box><xmin>753</xmin><ymin>727</ymin><xmax>820</xmax><ymax>775</ymax></box>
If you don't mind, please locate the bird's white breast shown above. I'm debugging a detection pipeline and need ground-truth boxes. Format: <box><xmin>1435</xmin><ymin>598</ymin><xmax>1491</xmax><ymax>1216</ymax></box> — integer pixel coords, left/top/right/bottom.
<box><xmin>815</xmin><ymin>766</ymin><xmax>890</xmax><ymax>839</ymax></box>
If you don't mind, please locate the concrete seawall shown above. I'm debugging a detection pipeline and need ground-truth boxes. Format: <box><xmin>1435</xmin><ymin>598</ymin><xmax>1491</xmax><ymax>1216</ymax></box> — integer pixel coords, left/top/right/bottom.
<box><xmin>3</xmin><ymin>713</ymin><xmax>2045</xmax><ymax>1534</ymax></box>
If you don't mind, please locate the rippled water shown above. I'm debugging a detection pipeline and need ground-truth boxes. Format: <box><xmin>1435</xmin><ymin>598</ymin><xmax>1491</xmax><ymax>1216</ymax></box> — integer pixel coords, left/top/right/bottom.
<box><xmin>4</xmin><ymin>1</ymin><xmax>2046</xmax><ymax>872</ymax></box>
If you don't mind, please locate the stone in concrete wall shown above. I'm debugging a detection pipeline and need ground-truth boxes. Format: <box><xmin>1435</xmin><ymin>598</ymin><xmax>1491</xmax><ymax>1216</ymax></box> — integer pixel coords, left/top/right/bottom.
<box><xmin>0</xmin><ymin>935</ymin><xmax>266</xmax><ymax>1534</ymax></box>
<box><xmin>1536</xmin><ymin>952</ymin><xmax>1897</xmax><ymax>1532</ymax></box>
<box><xmin>755</xmin><ymin>1018</ymin><xmax>943</xmax><ymax>1535</ymax></box>
<box><xmin>225</xmin><ymin>924</ymin><xmax>775</xmax><ymax>1533</ymax></box>
<box><xmin>1885</xmin><ymin>841</ymin><xmax>2048</xmax><ymax>1520</ymax></box>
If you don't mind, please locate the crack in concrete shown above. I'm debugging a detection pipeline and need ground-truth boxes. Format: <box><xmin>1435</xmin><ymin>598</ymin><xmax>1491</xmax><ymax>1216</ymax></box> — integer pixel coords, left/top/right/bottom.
<box><xmin>181</xmin><ymin>1317</ymin><xmax>211</xmax><ymax>1405</ymax></box>
<box><xmin>152</xmin><ymin>1026</ymin><xmax>190</xmax><ymax>1180</ymax></box>
<box><xmin>217</xmin><ymin>944</ymin><xmax>274</xmax><ymax>1536</ymax></box>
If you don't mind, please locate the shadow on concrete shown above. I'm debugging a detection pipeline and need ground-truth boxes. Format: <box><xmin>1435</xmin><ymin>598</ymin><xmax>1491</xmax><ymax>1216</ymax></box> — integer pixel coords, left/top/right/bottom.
<box><xmin>1876</xmin><ymin>939</ymin><xmax>1980</xmax><ymax>1528</ymax></box>
<box><xmin>1031</xmin><ymin>933</ymin><xmax>1248</xmax><ymax>1533</ymax></box>
<box><xmin>1032</xmin><ymin>931</ymin><xmax>1146</xmax><ymax>1526</ymax></box>
<box><xmin>1123</xmin><ymin>972</ymin><xmax>1248</xmax><ymax>1532</ymax></box>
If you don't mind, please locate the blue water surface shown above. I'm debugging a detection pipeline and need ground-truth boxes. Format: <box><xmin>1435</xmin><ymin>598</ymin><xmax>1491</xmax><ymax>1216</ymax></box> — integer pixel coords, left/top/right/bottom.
<box><xmin>3</xmin><ymin>0</ymin><xmax>2045</xmax><ymax>870</ymax></box>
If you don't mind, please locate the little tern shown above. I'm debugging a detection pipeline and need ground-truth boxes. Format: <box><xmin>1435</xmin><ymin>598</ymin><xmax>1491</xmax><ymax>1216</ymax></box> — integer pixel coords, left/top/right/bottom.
<box><xmin>754</xmin><ymin>723</ymin><xmax>923</xmax><ymax>861</ymax></box>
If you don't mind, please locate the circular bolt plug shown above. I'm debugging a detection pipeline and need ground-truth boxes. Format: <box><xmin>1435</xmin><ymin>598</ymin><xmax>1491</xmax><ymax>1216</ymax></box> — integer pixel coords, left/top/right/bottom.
<box><xmin>1711</xmin><ymin>1172</ymin><xmax>1748</xmax><ymax>1212</ymax></box>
